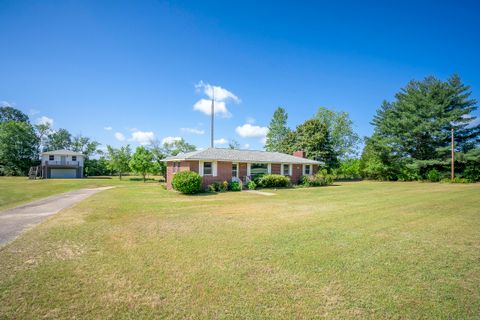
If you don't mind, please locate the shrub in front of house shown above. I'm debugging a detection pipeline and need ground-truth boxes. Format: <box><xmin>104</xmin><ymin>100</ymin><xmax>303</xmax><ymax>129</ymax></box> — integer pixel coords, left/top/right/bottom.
<box><xmin>247</xmin><ymin>180</ymin><xmax>257</xmax><ymax>190</ymax></box>
<box><xmin>172</xmin><ymin>171</ymin><xmax>202</xmax><ymax>194</ymax></box>
<box><xmin>258</xmin><ymin>174</ymin><xmax>291</xmax><ymax>188</ymax></box>
<box><xmin>300</xmin><ymin>169</ymin><xmax>334</xmax><ymax>187</ymax></box>
<box><xmin>228</xmin><ymin>181</ymin><xmax>242</xmax><ymax>191</ymax></box>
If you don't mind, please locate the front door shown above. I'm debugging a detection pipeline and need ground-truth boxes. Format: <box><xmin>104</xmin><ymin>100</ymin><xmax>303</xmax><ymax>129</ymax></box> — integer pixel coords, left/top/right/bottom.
<box><xmin>60</xmin><ymin>156</ymin><xmax>66</xmax><ymax>165</ymax></box>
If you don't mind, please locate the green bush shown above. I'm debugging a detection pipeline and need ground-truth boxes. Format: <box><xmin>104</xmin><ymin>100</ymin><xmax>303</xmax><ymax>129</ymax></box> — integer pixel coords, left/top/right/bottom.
<box><xmin>228</xmin><ymin>181</ymin><xmax>242</xmax><ymax>191</ymax></box>
<box><xmin>463</xmin><ymin>165</ymin><xmax>480</xmax><ymax>182</ymax></box>
<box><xmin>398</xmin><ymin>166</ymin><xmax>421</xmax><ymax>181</ymax></box>
<box><xmin>426</xmin><ymin>169</ymin><xmax>442</xmax><ymax>182</ymax></box>
<box><xmin>171</xmin><ymin>171</ymin><xmax>202</xmax><ymax>194</ymax></box>
<box><xmin>258</xmin><ymin>174</ymin><xmax>290</xmax><ymax>188</ymax></box>
<box><xmin>247</xmin><ymin>180</ymin><xmax>257</xmax><ymax>190</ymax></box>
<box><xmin>300</xmin><ymin>169</ymin><xmax>334</xmax><ymax>187</ymax></box>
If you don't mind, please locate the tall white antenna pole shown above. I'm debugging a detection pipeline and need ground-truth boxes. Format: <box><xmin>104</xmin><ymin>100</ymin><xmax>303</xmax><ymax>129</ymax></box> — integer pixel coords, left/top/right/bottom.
<box><xmin>211</xmin><ymin>88</ymin><xmax>215</xmax><ymax>148</ymax></box>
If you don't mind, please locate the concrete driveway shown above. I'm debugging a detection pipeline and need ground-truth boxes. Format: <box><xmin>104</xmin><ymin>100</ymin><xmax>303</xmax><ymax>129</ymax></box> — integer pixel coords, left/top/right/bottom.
<box><xmin>0</xmin><ymin>187</ymin><xmax>114</xmax><ymax>246</ymax></box>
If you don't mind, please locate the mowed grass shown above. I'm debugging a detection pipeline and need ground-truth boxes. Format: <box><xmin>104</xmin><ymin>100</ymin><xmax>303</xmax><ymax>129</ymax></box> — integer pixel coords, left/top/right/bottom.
<box><xmin>0</xmin><ymin>176</ymin><xmax>162</xmax><ymax>210</ymax></box>
<box><xmin>0</xmin><ymin>181</ymin><xmax>479</xmax><ymax>319</ymax></box>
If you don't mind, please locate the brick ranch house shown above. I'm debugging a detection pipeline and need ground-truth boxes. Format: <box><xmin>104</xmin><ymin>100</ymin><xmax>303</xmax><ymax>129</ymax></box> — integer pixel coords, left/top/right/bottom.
<box><xmin>163</xmin><ymin>148</ymin><xmax>322</xmax><ymax>189</ymax></box>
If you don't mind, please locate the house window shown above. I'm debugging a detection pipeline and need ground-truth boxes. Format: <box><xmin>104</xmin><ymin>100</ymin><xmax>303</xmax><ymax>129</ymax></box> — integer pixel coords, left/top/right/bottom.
<box><xmin>49</xmin><ymin>155</ymin><xmax>54</xmax><ymax>161</ymax></box>
<box><xmin>203</xmin><ymin>162</ymin><xmax>212</xmax><ymax>175</ymax></box>
<box><xmin>173</xmin><ymin>162</ymin><xmax>180</xmax><ymax>173</ymax></box>
<box><xmin>251</xmin><ymin>163</ymin><xmax>268</xmax><ymax>178</ymax></box>
<box><xmin>283</xmin><ymin>164</ymin><xmax>290</xmax><ymax>176</ymax></box>
<box><xmin>232</xmin><ymin>163</ymin><xmax>238</xmax><ymax>177</ymax></box>
<box><xmin>305</xmin><ymin>165</ymin><xmax>311</xmax><ymax>175</ymax></box>
<box><xmin>72</xmin><ymin>156</ymin><xmax>77</xmax><ymax>161</ymax></box>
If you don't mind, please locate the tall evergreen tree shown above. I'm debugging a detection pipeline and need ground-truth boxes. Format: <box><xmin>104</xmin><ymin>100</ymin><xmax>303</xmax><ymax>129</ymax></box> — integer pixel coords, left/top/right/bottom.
<box><xmin>371</xmin><ymin>75</ymin><xmax>479</xmax><ymax>160</ymax></box>
<box><xmin>265</xmin><ymin>107</ymin><xmax>290</xmax><ymax>152</ymax></box>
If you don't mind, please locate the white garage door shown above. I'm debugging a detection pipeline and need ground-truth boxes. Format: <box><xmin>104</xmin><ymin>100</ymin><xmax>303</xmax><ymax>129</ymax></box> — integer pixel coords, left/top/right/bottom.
<box><xmin>51</xmin><ymin>169</ymin><xmax>77</xmax><ymax>178</ymax></box>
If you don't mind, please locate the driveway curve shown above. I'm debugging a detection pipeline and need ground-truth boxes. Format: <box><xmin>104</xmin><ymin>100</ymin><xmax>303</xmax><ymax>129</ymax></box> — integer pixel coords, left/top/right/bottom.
<box><xmin>0</xmin><ymin>187</ymin><xmax>114</xmax><ymax>246</ymax></box>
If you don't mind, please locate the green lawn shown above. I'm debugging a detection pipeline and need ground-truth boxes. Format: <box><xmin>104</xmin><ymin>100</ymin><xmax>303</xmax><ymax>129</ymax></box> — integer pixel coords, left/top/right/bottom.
<box><xmin>0</xmin><ymin>181</ymin><xmax>479</xmax><ymax>319</ymax></box>
<box><xmin>0</xmin><ymin>176</ymin><xmax>161</xmax><ymax>210</ymax></box>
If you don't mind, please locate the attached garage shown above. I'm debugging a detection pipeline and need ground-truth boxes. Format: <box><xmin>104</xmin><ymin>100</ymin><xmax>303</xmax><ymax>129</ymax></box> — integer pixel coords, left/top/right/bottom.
<box><xmin>50</xmin><ymin>168</ymin><xmax>78</xmax><ymax>179</ymax></box>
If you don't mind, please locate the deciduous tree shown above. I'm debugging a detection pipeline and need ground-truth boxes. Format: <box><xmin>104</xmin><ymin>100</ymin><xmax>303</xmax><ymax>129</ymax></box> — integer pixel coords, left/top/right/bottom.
<box><xmin>129</xmin><ymin>146</ymin><xmax>155</xmax><ymax>182</ymax></box>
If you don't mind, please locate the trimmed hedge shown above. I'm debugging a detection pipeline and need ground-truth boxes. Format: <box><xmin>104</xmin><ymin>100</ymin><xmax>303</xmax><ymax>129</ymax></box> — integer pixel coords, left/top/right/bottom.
<box><xmin>258</xmin><ymin>174</ymin><xmax>291</xmax><ymax>188</ymax></box>
<box><xmin>172</xmin><ymin>171</ymin><xmax>202</xmax><ymax>194</ymax></box>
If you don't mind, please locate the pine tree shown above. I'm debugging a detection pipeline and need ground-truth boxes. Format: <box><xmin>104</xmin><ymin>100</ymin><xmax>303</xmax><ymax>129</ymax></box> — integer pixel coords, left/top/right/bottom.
<box><xmin>265</xmin><ymin>107</ymin><xmax>290</xmax><ymax>152</ymax></box>
<box><xmin>371</xmin><ymin>75</ymin><xmax>479</xmax><ymax>160</ymax></box>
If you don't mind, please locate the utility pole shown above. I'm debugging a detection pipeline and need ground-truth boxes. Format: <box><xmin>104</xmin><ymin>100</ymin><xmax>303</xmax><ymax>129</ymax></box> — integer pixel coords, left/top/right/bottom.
<box><xmin>210</xmin><ymin>88</ymin><xmax>215</xmax><ymax>148</ymax></box>
<box><xmin>451</xmin><ymin>128</ymin><xmax>454</xmax><ymax>181</ymax></box>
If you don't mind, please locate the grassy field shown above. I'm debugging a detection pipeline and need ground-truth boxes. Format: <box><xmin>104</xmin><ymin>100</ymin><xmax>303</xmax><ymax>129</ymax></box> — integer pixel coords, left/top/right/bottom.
<box><xmin>0</xmin><ymin>176</ymin><xmax>162</xmax><ymax>210</ymax></box>
<box><xmin>0</xmin><ymin>180</ymin><xmax>479</xmax><ymax>319</ymax></box>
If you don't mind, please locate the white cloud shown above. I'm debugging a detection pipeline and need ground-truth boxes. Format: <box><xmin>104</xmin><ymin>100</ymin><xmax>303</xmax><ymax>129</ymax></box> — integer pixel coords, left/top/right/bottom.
<box><xmin>162</xmin><ymin>136</ymin><xmax>182</xmax><ymax>145</ymax></box>
<box><xmin>193</xmin><ymin>99</ymin><xmax>232</xmax><ymax>118</ymax></box>
<box><xmin>104</xmin><ymin>126</ymin><xmax>113</xmax><ymax>131</ymax></box>
<box><xmin>36</xmin><ymin>116</ymin><xmax>54</xmax><ymax>126</ymax></box>
<box><xmin>214</xmin><ymin>138</ymin><xmax>228</xmax><ymax>145</ymax></box>
<box><xmin>235</xmin><ymin>123</ymin><xmax>269</xmax><ymax>138</ymax></box>
<box><xmin>193</xmin><ymin>81</ymin><xmax>240</xmax><ymax>118</ymax></box>
<box><xmin>195</xmin><ymin>81</ymin><xmax>241</xmax><ymax>102</ymax></box>
<box><xmin>244</xmin><ymin>143</ymin><xmax>250</xmax><ymax>149</ymax></box>
<box><xmin>130</xmin><ymin>130</ymin><xmax>155</xmax><ymax>145</ymax></box>
<box><xmin>114</xmin><ymin>132</ymin><xmax>125</xmax><ymax>141</ymax></box>
<box><xmin>181</xmin><ymin>127</ymin><xmax>205</xmax><ymax>135</ymax></box>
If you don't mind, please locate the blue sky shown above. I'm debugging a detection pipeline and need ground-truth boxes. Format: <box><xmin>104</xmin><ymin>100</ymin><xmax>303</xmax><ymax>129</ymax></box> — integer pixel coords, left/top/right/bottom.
<box><xmin>1</xmin><ymin>0</ymin><xmax>479</xmax><ymax>151</ymax></box>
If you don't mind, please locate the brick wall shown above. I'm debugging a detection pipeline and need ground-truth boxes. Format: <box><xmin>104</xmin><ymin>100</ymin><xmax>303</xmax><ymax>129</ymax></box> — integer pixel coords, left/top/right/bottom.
<box><xmin>166</xmin><ymin>160</ymin><xmax>199</xmax><ymax>189</ymax></box>
<box><xmin>201</xmin><ymin>161</ymin><xmax>233</xmax><ymax>188</ymax></box>
<box><xmin>271</xmin><ymin>163</ymin><xmax>281</xmax><ymax>174</ymax></box>
<box><xmin>291</xmin><ymin>164</ymin><xmax>304</xmax><ymax>184</ymax></box>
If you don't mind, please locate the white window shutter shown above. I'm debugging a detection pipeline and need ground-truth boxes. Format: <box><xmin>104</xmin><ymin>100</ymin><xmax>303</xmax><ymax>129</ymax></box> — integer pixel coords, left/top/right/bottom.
<box><xmin>280</xmin><ymin>164</ymin><xmax>284</xmax><ymax>175</ymax></box>
<box><xmin>199</xmin><ymin>161</ymin><xmax>204</xmax><ymax>176</ymax></box>
<box><xmin>302</xmin><ymin>165</ymin><xmax>305</xmax><ymax>175</ymax></box>
<box><xmin>213</xmin><ymin>161</ymin><xmax>218</xmax><ymax>177</ymax></box>
<box><xmin>247</xmin><ymin>163</ymin><xmax>251</xmax><ymax>176</ymax></box>
<box><xmin>267</xmin><ymin>163</ymin><xmax>271</xmax><ymax>174</ymax></box>
<box><xmin>289</xmin><ymin>164</ymin><xmax>292</xmax><ymax>176</ymax></box>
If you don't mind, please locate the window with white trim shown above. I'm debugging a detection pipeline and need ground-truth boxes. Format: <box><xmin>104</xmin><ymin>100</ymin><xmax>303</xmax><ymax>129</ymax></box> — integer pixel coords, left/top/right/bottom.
<box><xmin>305</xmin><ymin>164</ymin><xmax>311</xmax><ymax>175</ymax></box>
<box><xmin>283</xmin><ymin>164</ymin><xmax>290</xmax><ymax>176</ymax></box>
<box><xmin>251</xmin><ymin>163</ymin><xmax>268</xmax><ymax>178</ymax></box>
<box><xmin>203</xmin><ymin>162</ymin><xmax>212</xmax><ymax>175</ymax></box>
<box><xmin>49</xmin><ymin>155</ymin><xmax>54</xmax><ymax>161</ymax></box>
<box><xmin>232</xmin><ymin>163</ymin><xmax>238</xmax><ymax>177</ymax></box>
<box><xmin>72</xmin><ymin>156</ymin><xmax>77</xmax><ymax>161</ymax></box>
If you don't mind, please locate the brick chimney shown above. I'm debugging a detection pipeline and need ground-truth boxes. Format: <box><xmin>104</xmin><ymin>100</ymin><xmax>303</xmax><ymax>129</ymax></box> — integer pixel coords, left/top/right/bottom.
<box><xmin>293</xmin><ymin>150</ymin><xmax>304</xmax><ymax>158</ymax></box>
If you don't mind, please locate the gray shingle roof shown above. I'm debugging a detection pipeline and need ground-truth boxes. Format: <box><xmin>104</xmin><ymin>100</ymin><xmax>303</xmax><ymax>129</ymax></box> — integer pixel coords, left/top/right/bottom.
<box><xmin>41</xmin><ymin>149</ymin><xmax>84</xmax><ymax>156</ymax></box>
<box><xmin>163</xmin><ymin>148</ymin><xmax>322</xmax><ymax>165</ymax></box>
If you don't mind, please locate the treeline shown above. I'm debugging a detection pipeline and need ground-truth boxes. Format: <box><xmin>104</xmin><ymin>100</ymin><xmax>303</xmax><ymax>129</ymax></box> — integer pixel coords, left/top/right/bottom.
<box><xmin>0</xmin><ymin>105</ymin><xmax>197</xmax><ymax>180</ymax></box>
<box><xmin>0</xmin><ymin>107</ymin><xmax>100</xmax><ymax>175</ymax></box>
<box><xmin>102</xmin><ymin>139</ymin><xmax>196</xmax><ymax>181</ymax></box>
<box><xmin>265</xmin><ymin>74</ymin><xmax>480</xmax><ymax>182</ymax></box>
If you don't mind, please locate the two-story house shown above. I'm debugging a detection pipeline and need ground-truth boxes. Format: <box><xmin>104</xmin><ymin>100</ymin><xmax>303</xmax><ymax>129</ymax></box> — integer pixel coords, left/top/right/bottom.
<box><xmin>40</xmin><ymin>150</ymin><xmax>84</xmax><ymax>178</ymax></box>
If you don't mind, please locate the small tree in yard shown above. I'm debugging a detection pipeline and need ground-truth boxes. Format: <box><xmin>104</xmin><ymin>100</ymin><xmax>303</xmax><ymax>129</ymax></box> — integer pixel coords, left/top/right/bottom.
<box><xmin>106</xmin><ymin>145</ymin><xmax>131</xmax><ymax>180</ymax></box>
<box><xmin>129</xmin><ymin>146</ymin><xmax>155</xmax><ymax>182</ymax></box>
